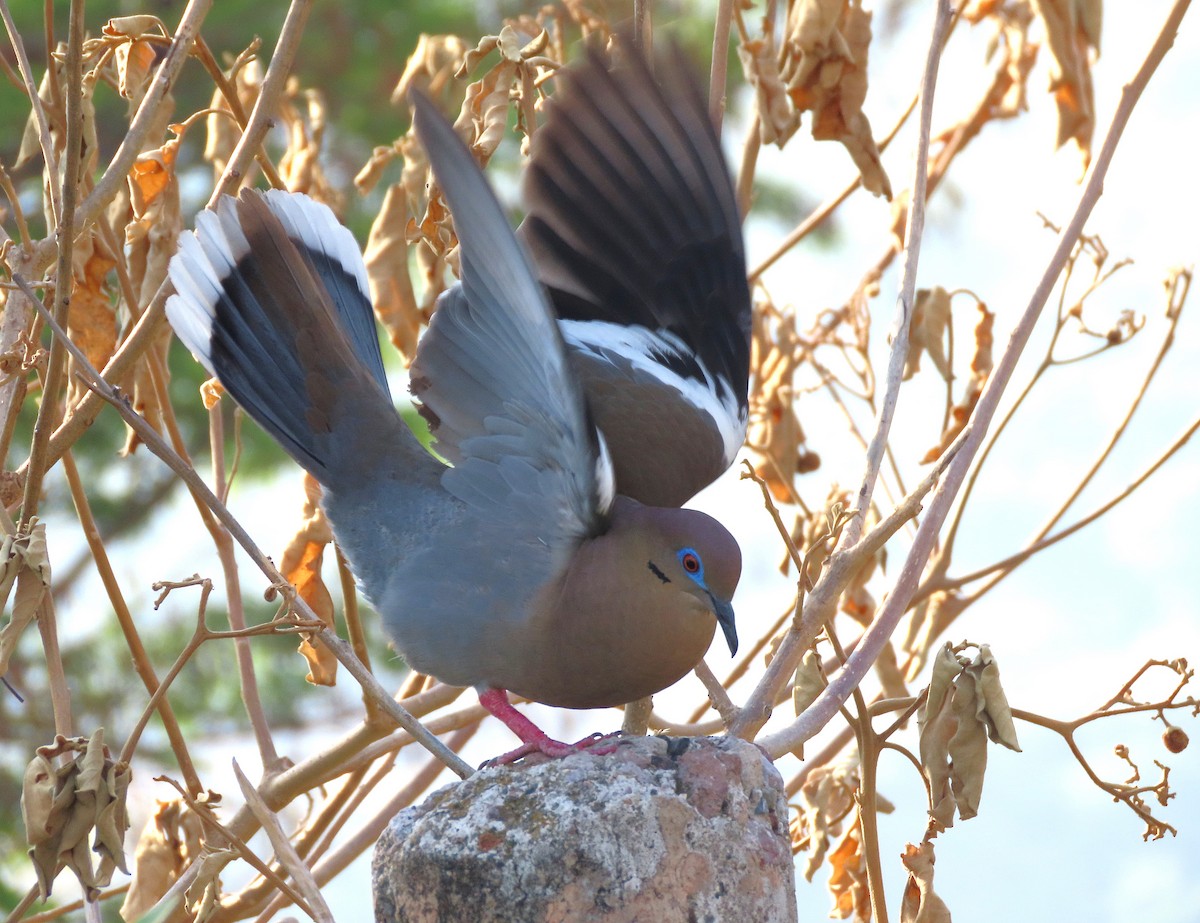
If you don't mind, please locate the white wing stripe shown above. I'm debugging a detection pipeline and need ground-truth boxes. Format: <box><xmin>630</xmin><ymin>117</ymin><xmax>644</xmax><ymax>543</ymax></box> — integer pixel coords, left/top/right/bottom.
<box><xmin>558</xmin><ymin>318</ymin><xmax>746</xmax><ymax>466</ymax></box>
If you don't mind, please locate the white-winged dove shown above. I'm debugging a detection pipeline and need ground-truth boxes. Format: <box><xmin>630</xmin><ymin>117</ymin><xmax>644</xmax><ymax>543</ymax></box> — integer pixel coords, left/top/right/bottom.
<box><xmin>165</xmin><ymin>40</ymin><xmax>749</xmax><ymax>762</ymax></box>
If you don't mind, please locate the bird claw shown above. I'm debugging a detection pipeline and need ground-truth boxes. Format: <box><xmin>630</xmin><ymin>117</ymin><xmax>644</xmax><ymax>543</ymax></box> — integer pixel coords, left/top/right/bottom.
<box><xmin>484</xmin><ymin>730</ymin><xmax>623</xmax><ymax>767</ymax></box>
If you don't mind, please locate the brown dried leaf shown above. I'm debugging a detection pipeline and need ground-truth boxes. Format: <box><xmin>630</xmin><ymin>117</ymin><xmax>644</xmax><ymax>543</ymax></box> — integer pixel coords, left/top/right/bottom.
<box><xmin>364</xmin><ymin>183</ymin><xmax>423</xmax><ymax>363</ymax></box>
<box><xmin>921</xmin><ymin>303</ymin><xmax>994</xmax><ymax>463</ymax></box>
<box><xmin>279</xmin><ymin>84</ymin><xmax>336</xmax><ymax>203</ymax></box>
<box><xmin>453</xmin><ymin>25</ymin><xmax>559</xmax><ymax>163</ymax></box>
<box><xmin>739</xmin><ymin>30</ymin><xmax>801</xmax><ymax>145</ymax></box>
<box><xmin>65</xmin><ymin>234</ymin><xmax>117</xmax><ymax>411</ymax></box>
<box><xmin>127</xmin><ymin>136</ymin><xmax>182</xmax><ymax>308</ymax></box>
<box><xmin>113</xmin><ymin>39</ymin><xmax>158</xmax><ymax>108</ymax></box>
<box><xmin>94</xmin><ymin>761</ymin><xmax>132</xmax><ymax>881</ymax></box>
<box><xmin>874</xmin><ymin>641</ymin><xmax>909</xmax><ymax>701</ymax></box>
<box><xmin>393</xmin><ymin>33</ymin><xmax>471</xmax><ymax>103</ymax></box>
<box><xmin>793</xmin><ymin>649</ymin><xmax>826</xmax><ymax>718</ymax></box>
<box><xmin>900</xmin><ymin>840</ymin><xmax>953</xmax><ymax>923</ymax></box>
<box><xmin>456</xmin><ymin>58</ymin><xmax>519</xmax><ymax>164</ymax></box>
<box><xmin>827</xmin><ymin>815</ymin><xmax>869</xmax><ymax>920</ymax></box>
<box><xmin>905</xmin><ymin>287</ymin><xmax>952</xmax><ymax>381</ymax></box>
<box><xmin>947</xmin><ymin>662</ymin><xmax>989</xmax><ymax>820</ymax></box>
<box><xmin>205</xmin><ymin>54</ymin><xmax>262</xmax><ymax>181</ymax></box>
<box><xmin>919</xmin><ymin>642</ymin><xmax>1017</xmax><ymax>825</ymax></box>
<box><xmin>747</xmin><ymin>308</ymin><xmax>814</xmax><ymax>502</ymax></box>
<box><xmin>21</xmin><ymin>752</ymin><xmax>56</xmax><ymax>846</ymax></box>
<box><xmin>118</xmin><ymin>327</ymin><xmax>171</xmax><ymax>457</ymax></box>
<box><xmin>120</xmin><ymin>797</ymin><xmax>206</xmax><ymax>921</ymax></box>
<box><xmin>22</xmin><ymin>731</ymin><xmax>130</xmax><ymax>901</ymax></box>
<box><xmin>780</xmin><ymin>0</ymin><xmax>892</xmax><ymax>198</ymax></box>
<box><xmin>793</xmin><ymin>759</ymin><xmax>859</xmax><ymax>878</ymax></box>
<box><xmin>1031</xmin><ymin>0</ymin><xmax>1101</xmax><ymax>169</ymax></box>
<box><xmin>0</xmin><ymin>518</ymin><xmax>51</xmax><ymax>676</ymax></box>
<box><xmin>283</xmin><ymin>473</ymin><xmax>337</xmax><ymax>686</ymax></box>
<box><xmin>840</xmin><ymin>539</ymin><xmax>879</xmax><ymax>624</ymax></box>
<box><xmin>199</xmin><ymin>377</ymin><xmax>225</xmax><ymax>410</ymax></box>
<box><xmin>962</xmin><ymin>644</ymin><xmax>1021</xmax><ymax>752</ymax></box>
<box><xmin>17</xmin><ymin>67</ymin><xmax>55</xmax><ymax>168</ymax></box>
<box><xmin>902</xmin><ymin>589</ymin><xmax>969</xmax><ymax>679</ymax></box>
<box><xmin>918</xmin><ymin>645</ymin><xmax>961</xmax><ymax>828</ymax></box>
<box><xmin>355</xmin><ymin>143</ymin><xmax>401</xmax><ymax>196</ymax></box>
<box><xmin>102</xmin><ymin>14</ymin><xmax>166</xmax><ymax>38</ymax></box>
<box><xmin>121</xmin><ymin>129</ymin><xmax>182</xmax><ymax>454</ymax></box>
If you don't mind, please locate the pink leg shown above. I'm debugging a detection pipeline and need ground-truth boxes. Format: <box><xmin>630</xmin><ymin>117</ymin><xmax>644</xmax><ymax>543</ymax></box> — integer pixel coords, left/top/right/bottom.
<box><xmin>479</xmin><ymin>688</ymin><xmax>620</xmax><ymax>765</ymax></box>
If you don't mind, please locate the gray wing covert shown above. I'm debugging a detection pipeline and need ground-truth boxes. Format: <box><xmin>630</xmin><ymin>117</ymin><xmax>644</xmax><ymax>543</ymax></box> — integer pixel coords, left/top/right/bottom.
<box><xmin>408</xmin><ymin>92</ymin><xmax>614</xmax><ymax>575</ymax></box>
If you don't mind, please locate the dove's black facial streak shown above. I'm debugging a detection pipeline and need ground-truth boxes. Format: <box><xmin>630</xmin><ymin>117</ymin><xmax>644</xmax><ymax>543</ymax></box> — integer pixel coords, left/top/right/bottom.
<box><xmin>647</xmin><ymin>561</ymin><xmax>670</xmax><ymax>584</ymax></box>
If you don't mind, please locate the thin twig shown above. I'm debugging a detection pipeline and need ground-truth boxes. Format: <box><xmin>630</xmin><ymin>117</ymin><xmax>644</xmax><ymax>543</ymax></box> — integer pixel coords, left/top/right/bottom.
<box><xmin>62</xmin><ymin>451</ymin><xmax>203</xmax><ymax>793</ymax></box>
<box><xmin>11</xmin><ymin>269</ymin><xmax>475</xmax><ymax>781</ymax></box>
<box><xmin>931</xmin><ymin>270</ymin><xmax>1192</xmax><ymax>600</ymax></box>
<box><xmin>233</xmin><ymin>760</ymin><xmax>335</xmax><ymax>923</ymax></box>
<box><xmin>843</xmin><ymin>0</ymin><xmax>952</xmax><ymax>552</ymax></box>
<box><xmin>192</xmin><ymin>36</ymin><xmax>287</xmax><ymax>190</ymax></box>
<box><xmin>693</xmin><ymin>659</ymin><xmax>740</xmax><ymax>727</ymax></box>
<box><xmin>949</xmin><ymin>413</ymin><xmax>1200</xmax><ymax>599</ymax></box>
<box><xmin>74</xmin><ymin>0</ymin><xmax>213</xmax><ymax>236</ymax></box>
<box><xmin>759</xmin><ymin>0</ymin><xmax>1194</xmax><ymax>759</ymax></box>
<box><xmin>208</xmin><ymin>402</ymin><xmax>282</xmax><ymax>770</ymax></box>
<box><xmin>0</xmin><ymin>0</ymin><xmax>61</xmax><ymax>221</ymax></box>
<box><xmin>749</xmin><ymin>91</ymin><xmax>920</xmax><ymax>282</ymax></box>
<box><xmin>211</xmin><ymin>0</ymin><xmax>313</xmax><ymax>200</ymax></box>
<box><xmin>709</xmin><ymin>0</ymin><xmax>735</xmax><ymax>128</ymax></box>
<box><xmin>243</xmin><ymin>727</ymin><xmax>475</xmax><ymax>922</ymax></box>
<box><xmin>729</xmin><ymin>420</ymin><xmax>963</xmax><ymax>739</ymax></box>
<box><xmin>20</xmin><ymin>0</ymin><xmax>85</xmax><ymax>523</ymax></box>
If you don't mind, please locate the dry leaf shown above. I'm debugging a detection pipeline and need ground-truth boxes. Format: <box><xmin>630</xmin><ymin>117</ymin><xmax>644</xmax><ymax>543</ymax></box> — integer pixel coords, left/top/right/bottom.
<box><xmin>919</xmin><ymin>644</ymin><xmax>962</xmax><ymax>828</ymax></box>
<box><xmin>64</xmin><ymin>233</ymin><xmax>117</xmax><ymax>410</ymax></box>
<box><xmin>962</xmin><ymin>645</ymin><xmax>1021</xmax><ymax>752</ymax></box>
<box><xmin>282</xmin><ymin>473</ymin><xmax>338</xmax><ymax>685</ymax></box>
<box><xmin>905</xmin><ymin>287</ymin><xmax>952</xmax><ymax>381</ymax></box>
<box><xmin>199</xmin><ymin>377</ymin><xmax>225</xmax><ymax>410</ymax></box>
<box><xmin>947</xmin><ymin>660</ymin><xmax>989</xmax><ymax>820</ymax></box>
<box><xmin>111</xmin><ymin>104</ymin><xmax>181</xmax><ymax>454</ymax></box>
<box><xmin>113</xmin><ymin>38</ymin><xmax>158</xmax><ymax>108</ymax></box>
<box><xmin>747</xmin><ymin>306</ymin><xmax>816</xmax><ymax>502</ymax></box>
<box><xmin>120</xmin><ymin>798</ymin><xmax>206</xmax><ymax>921</ymax></box>
<box><xmin>739</xmin><ymin>28</ymin><xmax>802</xmax><ymax>145</ymax></box>
<box><xmin>921</xmin><ymin>302</ymin><xmax>994</xmax><ymax>463</ymax></box>
<box><xmin>779</xmin><ymin>0</ymin><xmax>892</xmax><ymax>198</ymax></box>
<box><xmin>918</xmin><ymin>643</ymin><xmax>1019</xmax><ymax>826</ymax></box>
<box><xmin>17</xmin><ymin>66</ymin><xmax>56</xmax><ymax>169</ymax></box>
<box><xmin>453</xmin><ymin>24</ymin><xmax>559</xmax><ymax>162</ymax></box>
<box><xmin>827</xmin><ymin>815</ymin><xmax>869</xmax><ymax>920</ymax></box>
<box><xmin>840</xmin><ymin>533</ymin><xmax>879</xmax><ymax>624</ymax></box>
<box><xmin>874</xmin><ymin>641</ymin><xmax>910</xmax><ymax>702</ymax></box>
<box><xmin>205</xmin><ymin>53</ymin><xmax>262</xmax><ymax>182</ymax></box>
<box><xmin>902</xmin><ymin>589</ymin><xmax>968</xmax><ymax>680</ymax></box>
<box><xmin>794</xmin><ymin>649</ymin><xmax>826</xmax><ymax>718</ymax></box>
<box><xmin>0</xmin><ymin>518</ymin><xmax>51</xmax><ymax>677</ymax></box>
<box><xmin>1031</xmin><ymin>0</ymin><xmax>1101</xmax><ymax>170</ymax></box>
<box><xmin>279</xmin><ymin>83</ymin><xmax>337</xmax><ymax>203</ymax></box>
<box><xmin>793</xmin><ymin>758</ymin><xmax>859</xmax><ymax>877</ymax></box>
<box><xmin>392</xmin><ymin>33</ymin><xmax>471</xmax><ymax>104</ymax></box>
<box><xmin>355</xmin><ymin>143</ymin><xmax>401</xmax><ymax>196</ymax></box>
<box><xmin>22</xmin><ymin>731</ymin><xmax>130</xmax><ymax>901</ymax></box>
<box><xmin>364</xmin><ymin>184</ymin><xmax>424</xmax><ymax>363</ymax></box>
<box><xmin>900</xmin><ymin>840</ymin><xmax>953</xmax><ymax>923</ymax></box>
<box><xmin>127</xmin><ymin>135</ymin><xmax>182</xmax><ymax>309</ymax></box>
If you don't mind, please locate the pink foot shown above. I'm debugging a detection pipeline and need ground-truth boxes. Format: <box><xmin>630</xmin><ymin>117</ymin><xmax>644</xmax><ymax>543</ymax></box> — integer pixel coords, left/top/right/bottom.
<box><xmin>478</xmin><ymin>688</ymin><xmax>622</xmax><ymax>766</ymax></box>
<box><xmin>488</xmin><ymin>731</ymin><xmax>620</xmax><ymax>766</ymax></box>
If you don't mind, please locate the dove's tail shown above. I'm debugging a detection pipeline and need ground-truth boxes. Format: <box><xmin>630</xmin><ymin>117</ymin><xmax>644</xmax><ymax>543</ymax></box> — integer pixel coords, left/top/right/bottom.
<box><xmin>166</xmin><ymin>189</ymin><xmax>411</xmax><ymax>487</ymax></box>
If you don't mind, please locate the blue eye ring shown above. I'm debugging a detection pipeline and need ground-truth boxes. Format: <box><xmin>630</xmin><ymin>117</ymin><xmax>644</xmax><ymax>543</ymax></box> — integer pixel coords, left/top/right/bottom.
<box><xmin>678</xmin><ymin>547</ymin><xmax>704</xmax><ymax>582</ymax></box>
